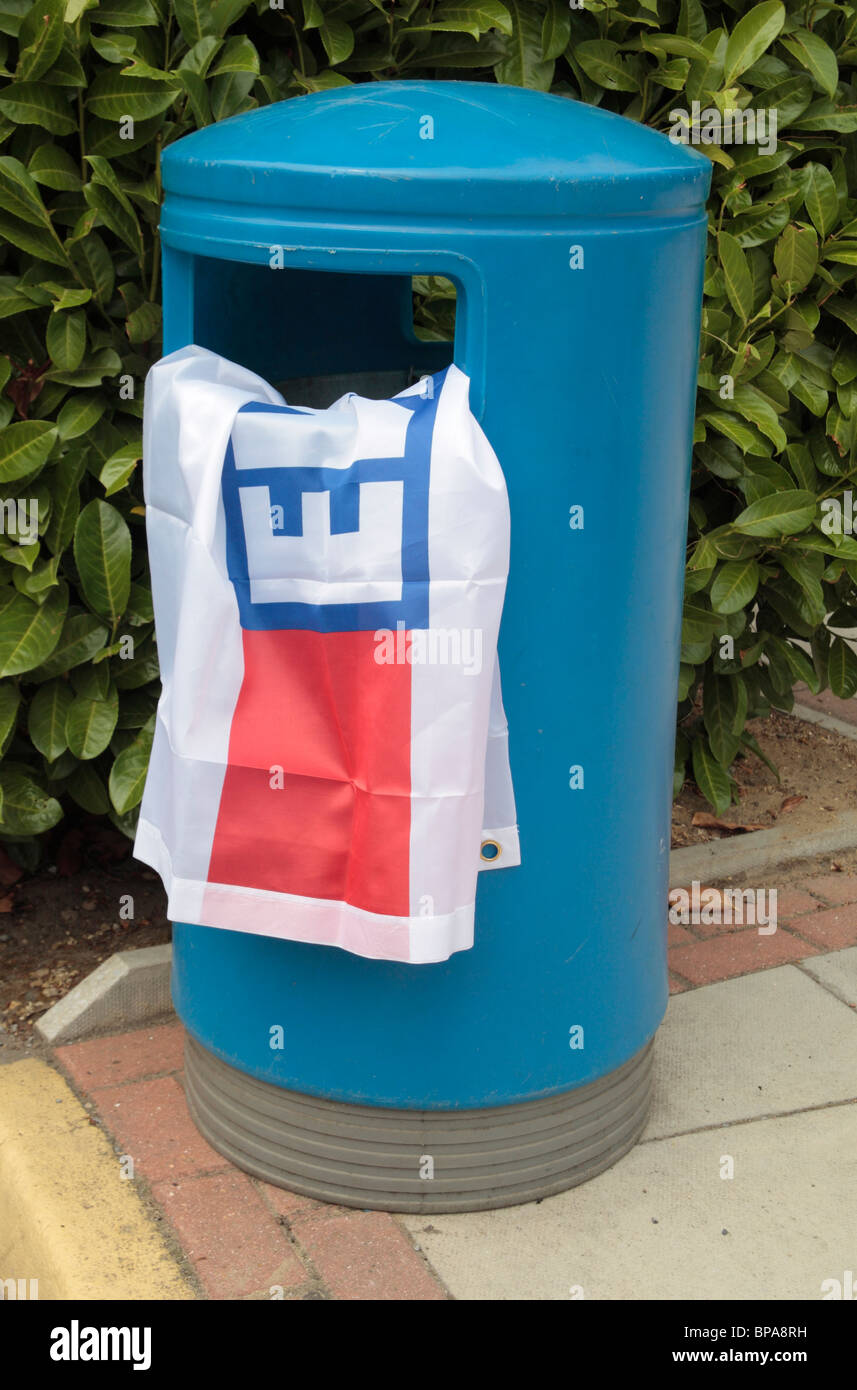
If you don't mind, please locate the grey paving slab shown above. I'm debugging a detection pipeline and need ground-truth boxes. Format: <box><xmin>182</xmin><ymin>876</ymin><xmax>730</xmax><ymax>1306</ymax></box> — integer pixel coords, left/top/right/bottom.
<box><xmin>404</xmin><ymin>1106</ymin><xmax>857</xmax><ymax>1301</ymax></box>
<box><xmin>798</xmin><ymin>946</ymin><xmax>857</xmax><ymax>1010</ymax></box>
<box><xmin>645</xmin><ymin>965</ymin><xmax>857</xmax><ymax>1140</ymax></box>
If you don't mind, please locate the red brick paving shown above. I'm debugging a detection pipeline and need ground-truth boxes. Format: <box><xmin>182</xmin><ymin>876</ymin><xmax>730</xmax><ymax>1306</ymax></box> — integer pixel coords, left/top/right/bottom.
<box><xmin>289</xmin><ymin>1209</ymin><xmax>447</xmax><ymax>1301</ymax></box>
<box><xmin>680</xmin><ymin>903</ymin><xmax>759</xmax><ymax>938</ymax></box>
<box><xmin>670</xmin><ymin>887</ymin><xmax>820</xmax><ymax>939</ymax></box>
<box><xmin>57</xmin><ymin>1022</ymin><xmax>184</xmax><ymax>1089</ymax></box>
<box><xmin>773</xmin><ymin>888</ymin><xmax>821</xmax><ymax>918</ymax></box>
<box><xmin>256</xmin><ymin>1178</ymin><xmax>330</xmax><ymax>1222</ymax></box>
<box><xmin>782</xmin><ymin>902</ymin><xmax>857</xmax><ymax>952</ymax></box>
<box><xmin>151</xmin><ymin>1171</ymin><xmax>307</xmax><ymax>1300</ymax></box>
<box><xmin>801</xmin><ymin>874</ymin><xmax>857</xmax><ymax>905</ymax></box>
<box><xmin>88</xmin><ymin>1075</ymin><xmax>232</xmax><ymax>1181</ymax></box>
<box><xmin>666</xmin><ymin>870</ymin><xmax>857</xmax><ymax>984</ymax></box>
<box><xmin>668</xmin><ymin>925</ymin><xmax>818</xmax><ymax>986</ymax></box>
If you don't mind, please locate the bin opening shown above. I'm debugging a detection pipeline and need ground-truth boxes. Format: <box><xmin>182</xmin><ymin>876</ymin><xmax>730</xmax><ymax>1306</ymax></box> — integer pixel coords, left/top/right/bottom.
<box><xmin>191</xmin><ymin>257</ymin><xmax>457</xmax><ymax>409</ymax></box>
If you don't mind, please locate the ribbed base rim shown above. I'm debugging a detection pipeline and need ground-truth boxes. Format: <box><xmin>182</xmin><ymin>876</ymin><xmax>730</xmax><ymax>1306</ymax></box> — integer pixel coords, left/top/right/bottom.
<box><xmin>183</xmin><ymin>1035</ymin><xmax>655</xmax><ymax>1213</ymax></box>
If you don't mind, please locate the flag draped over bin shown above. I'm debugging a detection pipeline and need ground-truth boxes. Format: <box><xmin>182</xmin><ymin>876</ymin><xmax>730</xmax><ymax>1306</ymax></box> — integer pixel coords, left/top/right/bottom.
<box><xmin>135</xmin><ymin>346</ymin><xmax>518</xmax><ymax>963</ymax></box>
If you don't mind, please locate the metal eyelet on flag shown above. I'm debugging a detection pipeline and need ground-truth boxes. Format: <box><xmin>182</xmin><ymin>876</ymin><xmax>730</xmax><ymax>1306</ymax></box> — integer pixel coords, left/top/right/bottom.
<box><xmin>480</xmin><ymin>840</ymin><xmax>502</xmax><ymax>862</ymax></box>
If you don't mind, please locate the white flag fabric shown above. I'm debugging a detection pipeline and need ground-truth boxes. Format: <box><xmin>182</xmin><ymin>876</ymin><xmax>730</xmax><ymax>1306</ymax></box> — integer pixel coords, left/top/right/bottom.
<box><xmin>135</xmin><ymin>346</ymin><xmax>519</xmax><ymax>963</ymax></box>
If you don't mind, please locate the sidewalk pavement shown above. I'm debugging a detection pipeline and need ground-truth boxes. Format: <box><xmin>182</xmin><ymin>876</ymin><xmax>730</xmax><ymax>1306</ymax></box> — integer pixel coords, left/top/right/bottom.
<box><xmin>19</xmin><ymin>856</ymin><xmax>857</xmax><ymax>1300</ymax></box>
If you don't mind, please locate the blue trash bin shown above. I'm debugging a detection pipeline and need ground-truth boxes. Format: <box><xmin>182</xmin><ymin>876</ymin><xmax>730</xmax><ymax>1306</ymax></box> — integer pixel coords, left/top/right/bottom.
<box><xmin>157</xmin><ymin>80</ymin><xmax>710</xmax><ymax>1212</ymax></box>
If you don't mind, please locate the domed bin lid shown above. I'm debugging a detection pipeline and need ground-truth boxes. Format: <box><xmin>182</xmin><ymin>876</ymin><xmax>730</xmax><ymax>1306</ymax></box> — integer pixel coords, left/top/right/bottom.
<box><xmin>161</xmin><ymin>80</ymin><xmax>711</xmax><ymax>221</ymax></box>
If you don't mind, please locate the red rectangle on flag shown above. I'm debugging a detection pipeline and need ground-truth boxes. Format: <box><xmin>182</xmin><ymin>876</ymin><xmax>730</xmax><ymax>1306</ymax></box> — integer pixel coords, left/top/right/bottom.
<box><xmin>207</xmin><ymin>628</ymin><xmax>412</xmax><ymax>916</ymax></box>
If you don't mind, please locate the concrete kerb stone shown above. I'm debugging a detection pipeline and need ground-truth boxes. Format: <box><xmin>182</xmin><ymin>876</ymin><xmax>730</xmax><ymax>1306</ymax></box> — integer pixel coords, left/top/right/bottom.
<box><xmin>669</xmin><ymin>809</ymin><xmax>857</xmax><ymax>889</ymax></box>
<box><xmin>35</xmin><ymin>943</ymin><xmax>173</xmax><ymax>1046</ymax></box>
<box><xmin>792</xmin><ymin>701</ymin><xmax>857</xmax><ymax>742</ymax></box>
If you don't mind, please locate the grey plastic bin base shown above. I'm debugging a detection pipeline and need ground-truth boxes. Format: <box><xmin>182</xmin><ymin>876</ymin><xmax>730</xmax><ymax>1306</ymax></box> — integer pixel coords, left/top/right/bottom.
<box><xmin>183</xmin><ymin>1033</ymin><xmax>655</xmax><ymax>1214</ymax></box>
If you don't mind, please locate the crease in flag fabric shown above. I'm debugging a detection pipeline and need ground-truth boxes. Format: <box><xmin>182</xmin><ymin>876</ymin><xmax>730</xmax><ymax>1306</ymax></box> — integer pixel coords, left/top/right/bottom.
<box><xmin>135</xmin><ymin>345</ymin><xmax>519</xmax><ymax>963</ymax></box>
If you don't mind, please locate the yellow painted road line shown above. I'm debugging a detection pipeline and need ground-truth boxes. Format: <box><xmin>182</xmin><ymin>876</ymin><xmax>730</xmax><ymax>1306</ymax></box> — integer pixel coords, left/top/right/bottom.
<box><xmin>0</xmin><ymin>1059</ymin><xmax>194</xmax><ymax>1301</ymax></box>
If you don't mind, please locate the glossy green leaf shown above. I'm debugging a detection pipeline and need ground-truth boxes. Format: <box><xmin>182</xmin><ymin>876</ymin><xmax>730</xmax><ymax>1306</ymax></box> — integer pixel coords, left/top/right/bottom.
<box><xmin>0</xmin><ymin>681</ymin><xmax>21</xmax><ymax>753</ymax></box>
<box><xmin>779</xmin><ymin>29</ymin><xmax>838</xmax><ymax>99</ymax></box>
<box><xmin>111</xmin><ymin>633</ymin><xmax>158</xmax><ymax>689</ymax></box>
<box><xmin>108</xmin><ymin>719</ymin><xmax>152</xmax><ymax>812</ymax></box>
<box><xmin>541</xmin><ymin>0</ymin><xmax>569</xmax><ymax>60</ymax></box>
<box><xmin>173</xmin><ymin>0</ymin><xmax>248</xmax><ymax>43</ymax></box>
<box><xmin>703</xmin><ymin>672</ymin><xmax>741</xmax><ymax>766</ymax></box>
<box><xmin>0</xmin><ymin>209</ymin><xmax>68</xmax><ymax>264</ymax></box>
<box><xmin>0</xmin><ymin>421</ymin><xmax>57</xmax><ymax>483</ymax></box>
<box><xmin>82</xmin><ymin>182</ymin><xmax>144</xmax><ymax>257</ymax></box>
<box><xmin>734</xmin><ymin>490</ymin><xmax>817</xmax><ymax>537</ymax></box>
<box><xmin>0</xmin><ymin>80</ymin><xmax>76</xmax><ymax>132</ymax></box>
<box><xmin>90</xmin><ymin>0</ymin><xmax>159</xmax><ymax>26</ymax></box>
<box><xmin>177</xmin><ymin>67</ymin><xmax>209</xmax><ymax>125</ymax></box>
<box><xmin>691</xmin><ymin>736</ymin><xmax>733</xmax><ymax>812</ymax></box>
<box><xmin>495</xmin><ymin>0</ymin><xmax>554</xmax><ymax>90</ymax></box>
<box><xmin>31</xmin><ymin>610</ymin><xmax>108</xmax><ymax>677</ymax></box>
<box><xmin>0</xmin><ymin>766</ymin><xmax>62</xmax><ymax>833</ymax></box>
<box><xmin>718</xmin><ymin>232</ymin><xmax>754</xmax><ymax>321</ymax></box>
<box><xmin>828</xmin><ymin>637</ymin><xmax>857</xmax><ymax>699</ymax></box>
<box><xmin>46</xmin><ymin>307</ymin><xmax>85</xmax><ymax>370</ymax></box>
<box><xmin>99</xmin><ymin>439</ymin><xmax>141</xmax><ymax>496</ymax></box>
<box><xmin>47</xmin><ymin>285</ymin><xmax>91</xmax><ymax>311</ymax></box>
<box><xmin>56</xmin><ymin>393</ymin><xmax>106</xmax><ymax>440</ymax></box>
<box><xmin>209</xmin><ymin>69</ymin><xmax>254</xmax><ymax>120</ymax></box>
<box><xmin>73</xmin><ymin>499</ymin><xmax>131</xmax><ymax>622</ymax></box>
<box><xmin>319</xmin><ymin>19</ymin><xmax>353</xmax><ymax>65</ymax></box>
<box><xmin>0</xmin><ymin>154</ymin><xmax>53</xmax><ymax>226</ymax></box>
<box><xmin>125</xmin><ymin>300</ymin><xmax>160</xmax><ymax>343</ymax></box>
<box><xmin>802</xmin><ymin>162</ymin><xmax>838</xmax><ymax>240</ymax></box>
<box><xmin>16</xmin><ymin>0</ymin><xmax>65</xmax><ymax>82</ymax></box>
<box><xmin>710</xmin><ymin>558</ymin><xmax>760</xmax><ymax>614</ymax></box>
<box><xmin>0</xmin><ymin>582</ymin><xmax>67</xmax><ymax>676</ymax></box>
<box><xmin>86</xmin><ymin>70</ymin><xmax>179</xmax><ymax>120</ymax></box>
<box><xmin>766</xmin><ymin>634</ymin><xmax>820</xmax><ymax>693</ymax></box>
<box><xmin>43</xmin><ymin>452</ymin><xmax>85</xmax><ymax>556</ymax></box>
<box><xmin>70</xmin><ymin>231</ymin><xmax>114</xmax><ymax>302</ymax></box>
<box><xmin>27</xmin><ymin>677</ymin><xmax>73</xmax><ymax>760</ymax></box>
<box><xmin>412</xmin><ymin>1</ymin><xmax>513</xmax><ymax>40</ymax></box>
<box><xmin>574</xmin><ymin>39</ymin><xmax>637</xmax><ymax>92</ymax></box>
<box><xmin>65</xmin><ymin>685</ymin><xmax>118</xmax><ymax>759</ymax></box>
<box><xmin>723</xmin><ymin>2</ymin><xmax>785</xmax><ymax>86</ymax></box>
<box><xmin>0</xmin><ymin>273</ymin><xmax>31</xmax><ymax>318</ymax></box>
<box><xmin>66</xmin><ymin>761</ymin><xmax>109</xmax><ymax>813</ymax></box>
<box><xmin>773</xmin><ymin>224</ymin><xmax>818</xmax><ymax>291</ymax></box>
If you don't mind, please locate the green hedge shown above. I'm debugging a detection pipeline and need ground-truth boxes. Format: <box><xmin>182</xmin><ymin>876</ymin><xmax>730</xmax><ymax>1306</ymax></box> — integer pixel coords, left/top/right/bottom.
<box><xmin>1</xmin><ymin>0</ymin><xmax>857</xmax><ymax>856</ymax></box>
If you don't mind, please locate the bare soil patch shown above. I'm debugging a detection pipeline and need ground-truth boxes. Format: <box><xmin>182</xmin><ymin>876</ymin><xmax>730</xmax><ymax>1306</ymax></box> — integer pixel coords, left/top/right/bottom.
<box><xmin>0</xmin><ymin>819</ymin><xmax>170</xmax><ymax>1043</ymax></box>
<box><xmin>673</xmin><ymin>710</ymin><xmax>857</xmax><ymax>848</ymax></box>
